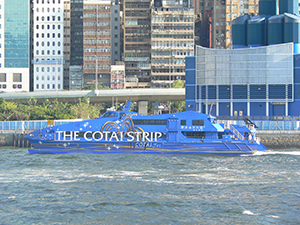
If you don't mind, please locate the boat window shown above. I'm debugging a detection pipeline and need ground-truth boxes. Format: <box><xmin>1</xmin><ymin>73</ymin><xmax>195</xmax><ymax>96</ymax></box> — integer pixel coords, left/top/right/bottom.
<box><xmin>192</xmin><ymin>120</ymin><xmax>204</xmax><ymax>126</ymax></box>
<box><xmin>133</xmin><ymin>119</ymin><xmax>167</xmax><ymax>125</ymax></box>
<box><xmin>218</xmin><ymin>133</ymin><xmax>224</xmax><ymax>139</ymax></box>
<box><xmin>182</xmin><ymin>131</ymin><xmax>205</xmax><ymax>139</ymax></box>
<box><xmin>101</xmin><ymin>112</ymin><xmax>116</xmax><ymax>117</ymax></box>
<box><xmin>181</xmin><ymin>120</ymin><xmax>186</xmax><ymax>125</ymax></box>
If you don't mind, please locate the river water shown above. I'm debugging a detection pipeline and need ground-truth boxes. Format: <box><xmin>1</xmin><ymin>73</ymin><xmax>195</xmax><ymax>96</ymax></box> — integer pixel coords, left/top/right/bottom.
<box><xmin>0</xmin><ymin>148</ymin><xmax>299</xmax><ymax>224</ymax></box>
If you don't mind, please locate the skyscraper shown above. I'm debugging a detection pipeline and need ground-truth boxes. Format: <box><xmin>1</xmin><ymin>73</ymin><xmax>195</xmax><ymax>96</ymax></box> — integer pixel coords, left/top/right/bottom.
<box><xmin>33</xmin><ymin>0</ymin><xmax>64</xmax><ymax>91</ymax></box>
<box><xmin>83</xmin><ymin>0</ymin><xmax>120</xmax><ymax>88</ymax></box>
<box><xmin>123</xmin><ymin>0</ymin><xmax>151</xmax><ymax>88</ymax></box>
<box><xmin>0</xmin><ymin>0</ymin><xmax>30</xmax><ymax>92</ymax></box>
<box><xmin>151</xmin><ymin>0</ymin><xmax>194</xmax><ymax>88</ymax></box>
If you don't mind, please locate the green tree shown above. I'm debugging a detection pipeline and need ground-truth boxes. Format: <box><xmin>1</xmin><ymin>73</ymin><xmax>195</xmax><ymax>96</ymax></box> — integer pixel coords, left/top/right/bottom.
<box><xmin>82</xmin><ymin>84</ymin><xmax>111</xmax><ymax>90</ymax></box>
<box><xmin>172</xmin><ymin>79</ymin><xmax>185</xmax><ymax>88</ymax></box>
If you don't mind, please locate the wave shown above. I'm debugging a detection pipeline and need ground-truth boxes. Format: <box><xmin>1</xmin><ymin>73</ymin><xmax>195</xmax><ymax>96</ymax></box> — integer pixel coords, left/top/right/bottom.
<box><xmin>253</xmin><ymin>151</ymin><xmax>300</xmax><ymax>156</ymax></box>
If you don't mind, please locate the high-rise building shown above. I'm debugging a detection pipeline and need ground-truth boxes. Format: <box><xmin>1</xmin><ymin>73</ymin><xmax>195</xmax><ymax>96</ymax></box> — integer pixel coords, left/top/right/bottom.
<box><xmin>33</xmin><ymin>0</ymin><xmax>64</xmax><ymax>91</ymax></box>
<box><xmin>0</xmin><ymin>0</ymin><xmax>30</xmax><ymax>92</ymax></box>
<box><xmin>63</xmin><ymin>0</ymin><xmax>71</xmax><ymax>90</ymax></box>
<box><xmin>83</xmin><ymin>0</ymin><xmax>120</xmax><ymax>88</ymax></box>
<box><xmin>194</xmin><ymin>0</ymin><xmax>259</xmax><ymax>49</ymax></box>
<box><xmin>70</xmin><ymin>0</ymin><xmax>83</xmax><ymax>67</ymax></box>
<box><xmin>123</xmin><ymin>0</ymin><xmax>151</xmax><ymax>88</ymax></box>
<box><xmin>111</xmin><ymin>1</ymin><xmax>121</xmax><ymax>64</ymax></box>
<box><xmin>151</xmin><ymin>0</ymin><xmax>194</xmax><ymax>88</ymax></box>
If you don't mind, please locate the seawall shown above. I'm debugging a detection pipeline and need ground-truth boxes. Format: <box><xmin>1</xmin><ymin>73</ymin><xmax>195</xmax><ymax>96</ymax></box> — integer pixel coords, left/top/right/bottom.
<box><xmin>0</xmin><ymin>132</ymin><xmax>31</xmax><ymax>148</ymax></box>
<box><xmin>257</xmin><ymin>131</ymin><xmax>300</xmax><ymax>149</ymax></box>
<box><xmin>0</xmin><ymin>131</ymin><xmax>299</xmax><ymax>149</ymax></box>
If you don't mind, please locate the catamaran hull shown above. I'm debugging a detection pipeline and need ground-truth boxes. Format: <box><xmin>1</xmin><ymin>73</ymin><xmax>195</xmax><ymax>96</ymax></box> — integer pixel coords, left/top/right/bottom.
<box><xmin>27</xmin><ymin>140</ymin><xmax>267</xmax><ymax>155</ymax></box>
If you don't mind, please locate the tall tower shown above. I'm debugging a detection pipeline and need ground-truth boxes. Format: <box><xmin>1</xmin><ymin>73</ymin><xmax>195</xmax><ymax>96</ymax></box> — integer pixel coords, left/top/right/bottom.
<box><xmin>33</xmin><ymin>0</ymin><xmax>64</xmax><ymax>91</ymax></box>
<box><xmin>123</xmin><ymin>0</ymin><xmax>151</xmax><ymax>88</ymax></box>
<box><xmin>70</xmin><ymin>0</ymin><xmax>83</xmax><ymax>67</ymax></box>
<box><xmin>0</xmin><ymin>0</ymin><xmax>30</xmax><ymax>92</ymax></box>
<box><xmin>151</xmin><ymin>0</ymin><xmax>194</xmax><ymax>88</ymax></box>
<box><xmin>83</xmin><ymin>0</ymin><xmax>112</xmax><ymax>88</ymax></box>
<box><xmin>63</xmin><ymin>0</ymin><xmax>71</xmax><ymax>90</ymax></box>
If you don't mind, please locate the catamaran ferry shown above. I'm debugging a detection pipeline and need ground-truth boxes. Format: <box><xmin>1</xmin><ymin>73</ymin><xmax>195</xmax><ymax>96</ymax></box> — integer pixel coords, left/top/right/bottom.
<box><xmin>25</xmin><ymin>101</ymin><xmax>267</xmax><ymax>155</ymax></box>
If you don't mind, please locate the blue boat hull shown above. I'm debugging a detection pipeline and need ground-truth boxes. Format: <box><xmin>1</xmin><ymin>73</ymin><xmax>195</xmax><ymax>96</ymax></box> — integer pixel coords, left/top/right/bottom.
<box><xmin>28</xmin><ymin>140</ymin><xmax>267</xmax><ymax>155</ymax></box>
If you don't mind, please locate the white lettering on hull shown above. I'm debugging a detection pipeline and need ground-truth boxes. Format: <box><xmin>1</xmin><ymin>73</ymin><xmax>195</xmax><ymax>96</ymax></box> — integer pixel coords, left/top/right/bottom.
<box><xmin>56</xmin><ymin>131</ymin><xmax>163</xmax><ymax>142</ymax></box>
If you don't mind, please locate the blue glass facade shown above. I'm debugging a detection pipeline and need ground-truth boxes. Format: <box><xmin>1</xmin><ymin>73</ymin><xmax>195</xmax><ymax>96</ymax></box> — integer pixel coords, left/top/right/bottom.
<box><xmin>4</xmin><ymin>0</ymin><xmax>29</xmax><ymax>68</ymax></box>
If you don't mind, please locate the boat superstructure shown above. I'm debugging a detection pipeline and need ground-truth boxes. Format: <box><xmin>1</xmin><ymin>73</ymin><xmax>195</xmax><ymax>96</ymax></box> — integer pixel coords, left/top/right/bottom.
<box><xmin>25</xmin><ymin>101</ymin><xmax>267</xmax><ymax>155</ymax></box>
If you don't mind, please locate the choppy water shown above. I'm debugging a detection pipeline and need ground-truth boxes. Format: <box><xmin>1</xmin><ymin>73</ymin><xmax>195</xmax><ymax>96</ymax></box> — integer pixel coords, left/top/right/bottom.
<box><xmin>0</xmin><ymin>148</ymin><xmax>299</xmax><ymax>225</ymax></box>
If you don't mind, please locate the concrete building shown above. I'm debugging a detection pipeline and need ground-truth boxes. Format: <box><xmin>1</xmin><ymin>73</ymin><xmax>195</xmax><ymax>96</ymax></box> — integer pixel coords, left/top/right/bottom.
<box><xmin>111</xmin><ymin>62</ymin><xmax>125</xmax><ymax>89</ymax></box>
<box><xmin>0</xmin><ymin>0</ymin><xmax>30</xmax><ymax>93</ymax></box>
<box><xmin>83</xmin><ymin>0</ymin><xmax>111</xmax><ymax>88</ymax></box>
<box><xmin>83</xmin><ymin>0</ymin><xmax>120</xmax><ymax>89</ymax></box>
<box><xmin>151</xmin><ymin>0</ymin><xmax>194</xmax><ymax>88</ymax></box>
<box><xmin>33</xmin><ymin>0</ymin><xmax>64</xmax><ymax>91</ymax></box>
<box><xmin>123</xmin><ymin>0</ymin><xmax>152</xmax><ymax>88</ymax></box>
<box><xmin>194</xmin><ymin>0</ymin><xmax>259</xmax><ymax>49</ymax></box>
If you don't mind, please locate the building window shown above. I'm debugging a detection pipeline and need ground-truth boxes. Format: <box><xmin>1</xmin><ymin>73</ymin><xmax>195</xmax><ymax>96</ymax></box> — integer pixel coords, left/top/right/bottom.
<box><xmin>13</xmin><ymin>73</ymin><xmax>22</xmax><ymax>82</ymax></box>
<box><xmin>0</xmin><ymin>73</ymin><xmax>6</xmax><ymax>82</ymax></box>
<box><xmin>36</xmin><ymin>84</ymin><xmax>39</xmax><ymax>89</ymax></box>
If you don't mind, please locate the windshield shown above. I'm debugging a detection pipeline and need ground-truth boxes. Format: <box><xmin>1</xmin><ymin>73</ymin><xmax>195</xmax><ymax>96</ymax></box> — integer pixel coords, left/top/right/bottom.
<box><xmin>101</xmin><ymin>112</ymin><xmax>116</xmax><ymax>118</ymax></box>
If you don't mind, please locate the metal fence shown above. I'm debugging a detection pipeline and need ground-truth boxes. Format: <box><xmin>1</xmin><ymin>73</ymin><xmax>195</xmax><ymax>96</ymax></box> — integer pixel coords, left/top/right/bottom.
<box><xmin>218</xmin><ymin>120</ymin><xmax>300</xmax><ymax>131</ymax></box>
<box><xmin>0</xmin><ymin>119</ymin><xmax>82</xmax><ymax>132</ymax></box>
<box><xmin>0</xmin><ymin>119</ymin><xmax>299</xmax><ymax>132</ymax></box>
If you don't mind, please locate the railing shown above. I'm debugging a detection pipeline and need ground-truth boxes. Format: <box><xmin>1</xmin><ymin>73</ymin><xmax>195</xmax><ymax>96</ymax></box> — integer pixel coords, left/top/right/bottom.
<box><xmin>229</xmin><ymin>124</ymin><xmax>245</xmax><ymax>140</ymax></box>
<box><xmin>0</xmin><ymin>119</ymin><xmax>299</xmax><ymax>132</ymax></box>
<box><xmin>217</xmin><ymin>115</ymin><xmax>299</xmax><ymax>121</ymax></box>
<box><xmin>218</xmin><ymin>120</ymin><xmax>300</xmax><ymax>131</ymax></box>
<box><xmin>0</xmin><ymin>119</ymin><xmax>82</xmax><ymax>132</ymax></box>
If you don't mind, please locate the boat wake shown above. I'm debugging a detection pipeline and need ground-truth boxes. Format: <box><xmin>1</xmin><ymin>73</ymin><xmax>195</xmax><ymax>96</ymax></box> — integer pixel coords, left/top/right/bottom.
<box><xmin>253</xmin><ymin>151</ymin><xmax>300</xmax><ymax>156</ymax></box>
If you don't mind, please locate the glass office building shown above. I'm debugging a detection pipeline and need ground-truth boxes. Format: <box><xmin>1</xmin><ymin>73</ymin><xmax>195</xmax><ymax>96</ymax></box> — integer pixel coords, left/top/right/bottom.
<box><xmin>4</xmin><ymin>0</ymin><xmax>29</xmax><ymax>68</ymax></box>
<box><xmin>0</xmin><ymin>0</ymin><xmax>30</xmax><ymax>92</ymax></box>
